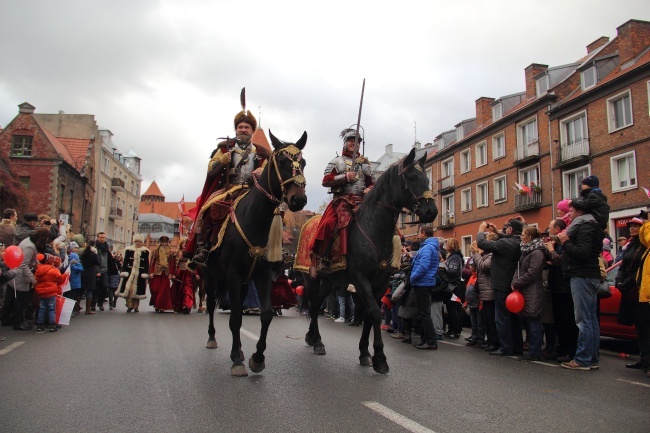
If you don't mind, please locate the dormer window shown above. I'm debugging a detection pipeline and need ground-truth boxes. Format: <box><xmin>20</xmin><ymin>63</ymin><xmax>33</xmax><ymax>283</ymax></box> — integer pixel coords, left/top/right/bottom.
<box><xmin>536</xmin><ymin>75</ymin><xmax>549</xmax><ymax>97</ymax></box>
<box><xmin>11</xmin><ymin>135</ymin><xmax>33</xmax><ymax>157</ymax></box>
<box><xmin>456</xmin><ymin>125</ymin><xmax>464</xmax><ymax>141</ymax></box>
<box><xmin>492</xmin><ymin>103</ymin><xmax>503</xmax><ymax>121</ymax></box>
<box><xmin>581</xmin><ymin>66</ymin><xmax>597</xmax><ymax>90</ymax></box>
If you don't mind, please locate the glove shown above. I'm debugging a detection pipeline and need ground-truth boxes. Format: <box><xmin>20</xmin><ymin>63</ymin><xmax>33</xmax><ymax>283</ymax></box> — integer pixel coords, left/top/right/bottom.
<box><xmin>639</xmin><ymin>209</ymin><xmax>648</xmax><ymax>220</ymax></box>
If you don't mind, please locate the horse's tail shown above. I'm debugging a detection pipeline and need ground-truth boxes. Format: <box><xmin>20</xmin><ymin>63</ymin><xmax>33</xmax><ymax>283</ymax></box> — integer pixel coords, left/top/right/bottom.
<box><xmin>391</xmin><ymin>235</ymin><xmax>402</xmax><ymax>269</ymax></box>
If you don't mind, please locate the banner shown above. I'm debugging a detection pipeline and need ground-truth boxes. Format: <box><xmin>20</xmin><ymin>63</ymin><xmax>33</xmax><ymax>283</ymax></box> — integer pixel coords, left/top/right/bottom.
<box><xmin>55</xmin><ymin>295</ymin><xmax>76</xmax><ymax>325</ymax></box>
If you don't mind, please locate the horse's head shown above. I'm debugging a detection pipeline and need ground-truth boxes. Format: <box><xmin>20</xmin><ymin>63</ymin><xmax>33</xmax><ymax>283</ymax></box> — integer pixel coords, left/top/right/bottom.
<box><xmin>396</xmin><ymin>148</ymin><xmax>438</xmax><ymax>223</ymax></box>
<box><xmin>267</xmin><ymin>130</ymin><xmax>308</xmax><ymax>212</ymax></box>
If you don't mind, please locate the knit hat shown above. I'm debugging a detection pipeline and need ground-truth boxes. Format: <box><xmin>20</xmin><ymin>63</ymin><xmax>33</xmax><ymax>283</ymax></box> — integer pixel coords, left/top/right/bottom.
<box><xmin>505</xmin><ymin>219</ymin><xmax>524</xmax><ymax>234</ymax></box>
<box><xmin>556</xmin><ymin>199</ymin><xmax>571</xmax><ymax>213</ymax></box>
<box><xmin>69</xmin><ymin>241</ymin><xmax>79</xmax><ymax>249</ymax></box>
<box><xmin>37</xmin><ymin>253</ymin><xmax>60</xmax><ymax>267</ymax></box>
<box><xmin>582</xmin><ymin>175</ymin><xmax>599</xmax><ymax>188</ymax></box>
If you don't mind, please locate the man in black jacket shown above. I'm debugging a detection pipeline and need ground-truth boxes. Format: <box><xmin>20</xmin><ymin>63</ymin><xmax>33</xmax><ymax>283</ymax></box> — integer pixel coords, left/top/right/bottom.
<box><xmin>477</xmin><ymin>218</ymin><xmax>523</xmax><ymax>356</ymax></box>
<box><xmin>557</xmin><ymin>198</ymin><xmax>604</xmax><ymax>370</ymax></box>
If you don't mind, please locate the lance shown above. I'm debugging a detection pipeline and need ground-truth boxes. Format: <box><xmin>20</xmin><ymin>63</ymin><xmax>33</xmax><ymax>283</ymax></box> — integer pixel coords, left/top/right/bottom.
<box><xmin>351</xmin><ymin>78</ymin><xmax>366</xmax><ymax>173</ymax></box>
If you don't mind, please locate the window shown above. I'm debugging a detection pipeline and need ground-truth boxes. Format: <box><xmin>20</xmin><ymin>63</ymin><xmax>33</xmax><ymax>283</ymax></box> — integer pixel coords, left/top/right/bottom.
<box><xmin>442</xmin><ymin>158</ymin><xmax>454</xmax><ymax>178</ymax></box>
<box><xmin>477</xmin><ymin>182</ymin><xmax>488</xmax><ymax>208</ymax></box>
<box><xmin>19</xmin><ymin>177</ymin><xmax>30</xmax><ymax>190</ymax></box>
<box><xmin>562</xmin><ymin>165</ymin><xmax>590</xmax><ymax>198</ymax></box>
<box><xmin>494</xmin><ymin>175</ymin><xmax>507</xmax><ymax>203</ymax></box>
<box><xmin>561</xmin><ymin>112</ymin><xmax>588</xmax><ymax>145</ymax></box>
<box><xmin>99</xmin><ymin>218</ymin><xmax>105</xmax><ymax>232</ymax></box>
<box><xmin>461</xmin><ymin>188</ymin><xmax>472</xmax><ymax>212</ymax></box>
<box><xmin>519</xmin><ymin>165</ymin><xmax>540</xmax><ymax>189</ymax></box>
<box><xmin>11</xmin><ymin>135</ymin><xmax>33</xmax><ymax>157</ymax></box>
<box><xmin>607</xmin><ymin>90</ymin><xmax>633</xmax><ymax>132</ymax></box>
<box><xmin>536</xmin><ymin>75</ymin><xmax>549</xmax><ymax>96</ymax></box>
<box><xmin>104</xmin><ymin>157</ymin><xmax>110</xmax><ymax>174</ymax></box>
<box><xmin>59</xmin><ymin>184</ymin><xmax>65</xmax><ymax>211</ymax></box>
<box><xmin>461</xmin><ymin>236</ymin><xmax>473</xmax><ymax>257</ymax></box>
<box><xmin>399</xmin><ymin>212</ymin><xmax>406</xmax><ymax>228</ymax></box>
<box><xmin>492</xmin><ymin>103</ymin><xmax>503</xmax><ymax>121</ymax></box>
<box><xmin>492</xmin><ymin>133</ymin><xmax>505</xmax><ymax>160</ymax></box>
<box><xmin>456</xmin><ymin>125</ymin><xmax>464</xmax><ymax>141</ymax></box>
<box><xmin>460</xmin><ymin>150</ymin><xmax>471</xmax><ymax>173</ymax></box>
<box><xmin>129</xmin><ymin>205</ymin><xmax>133</xmax><ymax>221</ymax></box>
<box><xmin>101</xmin><ymin>185</ymin><xmax>107</xmax><ymax>207</ymax></box>
<box><xmin>518</xmin><ymin>117</ymin><xmax>538</xmax><ymax>145</ymax></box>
<box><xmin>610</xmin><ymin>151</ymin><xmax>637</xmax><ymax>192</ymax></box>
<box><xmin>475</xmin><ymin>141</ymin><xmax>487</xmax><ymax>167</ymax></box>
<box><xmin>581</xmin><ymin>67</ymin><xmax>596</xmax><ymax>90</ymax></box>
<box><xmin>442</xmin><ymin>194</ymin><xmax>454</xmax><ymax>222</ymax></box>
<box><xmin>426</xmin><ymin>168</ymin><xmax>433</xmax><ymax>190</ymax></box>
<box><xmin>69</xmin><ymin>189</ymin><xmax>74</xmax><ymax>213</ymax></box>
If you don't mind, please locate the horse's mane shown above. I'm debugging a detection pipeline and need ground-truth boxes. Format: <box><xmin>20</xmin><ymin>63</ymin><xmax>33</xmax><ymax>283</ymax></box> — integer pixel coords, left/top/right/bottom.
<box><xmin>356</xmin><ymin>158</ymin><xmax>401</xmax><ymax>215</ymax></box>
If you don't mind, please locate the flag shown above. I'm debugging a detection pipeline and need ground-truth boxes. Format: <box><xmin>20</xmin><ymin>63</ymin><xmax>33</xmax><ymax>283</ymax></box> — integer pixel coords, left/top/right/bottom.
<box><xmin>178</xmin><ymin>195</ymin><xmax>186</xmax><ymax>215</ymax></box>
<box><xmin>643</xmin><ymin>187</ymin><xmax>650</xmax><ymax>200</ymax></box>
<box><xmin>60</xmin><ymin>270</ymin><xmax>71</xmax><ymax>293</ymax></box>
<box><xmin>450</xmin><ymin>294</ymin><xmax>463</xmax><ymax>304</ymax></box>
<box><xmin>55</xmin><ymin>295</ymin><xmax>76</xmax><ymax>326</ymax></box>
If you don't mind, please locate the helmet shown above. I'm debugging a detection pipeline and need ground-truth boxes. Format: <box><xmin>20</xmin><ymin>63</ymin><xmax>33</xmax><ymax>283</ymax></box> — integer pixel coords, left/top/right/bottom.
<box><xmin>340</xmin><ymin>128</ymin><xmax>363</xmax><ymax>143</ymax></box>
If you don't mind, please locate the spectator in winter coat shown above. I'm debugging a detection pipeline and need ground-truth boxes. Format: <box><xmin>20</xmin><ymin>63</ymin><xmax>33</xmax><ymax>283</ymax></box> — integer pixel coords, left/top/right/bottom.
<box><xmin>511</xmin><ymin>227</ymin><xmax>547</xmax><ymax>361</ymax></box>
<box><xmin>477</xmin><ymin>218</ymin><xmax>524</xmax><ymax>357</ymax></box>
<box><xmin>409</xmin><ymin>225</ymin><xmax>439</xmax><ymax>350</ymax></box>
<box><xmin>556</xmin><ymin>199</ymin><xmax>572</xmax><ymax>227</ymax></box>
<box><xmin>66</xmin><ymin>242</ymin><xmax>84</xmax><ymax>316</ymax></box>
<box><xmin>474</xmin><ymin>237</ymin><xmax>498</xmax><ymax>351</ymax></box>
<box><xmin>13</xmin><ymin>213</ymin><xmax>38</xmax><ymax>245</ymax></box>
<box><xmin>0</xmin><ymin>244</ymin><xmax>17</xmax><ymax>341</ymax></box>
<box><xmin>557</xmin><ymin>198</ymin><xmax>605</xmax><ymax>370</ymax></box>
<box><xmin>579</xmin><ymin>175</ymin><xmax>610</xmax><ymax>231</ymax></box>
<box><xmin>0</xmin><ymin>208</ymin><xmax>18</xmax><ymax>247</ymax></box>
<box><xmin>34</xmin><ymin>253</ymin><xmax>66</xmax><ymax>333</ymax></box>
<box><xmin>464</xmin><ymin>259</ymin><xmax>484</xmax><ymax>346</ymax></box>
<box><xmin>444</xmin><ymin>239</ymin><xmax>465</xmax><ymax>339</ymax></box>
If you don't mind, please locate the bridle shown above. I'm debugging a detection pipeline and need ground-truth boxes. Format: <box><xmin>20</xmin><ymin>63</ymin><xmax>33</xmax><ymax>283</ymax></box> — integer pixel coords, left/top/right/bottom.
<box><xmin>378</xmin><ymin>160</ymin><xmax>434</xmax><ymax>214</ymax></box>
<box><xmin>253</xmin><ymin>144</ymin><xmax>306</xmax><ymax>205</ymax></box>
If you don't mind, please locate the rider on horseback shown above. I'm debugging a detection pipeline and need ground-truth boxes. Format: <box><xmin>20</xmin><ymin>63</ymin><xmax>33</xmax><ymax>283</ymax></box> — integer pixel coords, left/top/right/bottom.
<box><xmin>310</xmin><ymin>128</ymin><xmax>374</xmax><ymax>274</ymax></box>
<box><xmin>186</xmin><ymin>93</ymin><xmax>271</xmax><ymax>268</ymax></box>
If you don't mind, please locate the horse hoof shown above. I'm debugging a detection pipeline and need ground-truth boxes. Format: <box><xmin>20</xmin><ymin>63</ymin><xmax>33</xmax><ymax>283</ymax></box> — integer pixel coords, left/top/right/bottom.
<box><xmin>249</xmin><ymin>357</ymin><xmax>266</xmax><ymax>373</ymax></box>
<box><xmin>372</xmin><ymin>357</ymin><xmax>389</xmax><ymax>374</ymax></box>
<box><xmin>314</xmin><ymin>345</ymin><xmax>326</xmax><ymax>355</ymax></box>
<box><xmin>231</xmin><ymin>365</ymin><xmax>248</xmax><ymax>377</ymax></box>
<box><xmin>359</xmin><ymin>356</ymin><xmax>372</xmax><ymax>367</ymax></box>
<box><xmin>206</xmin><ymin>340</ymin><xmax>218</xmax><ymax>349</ymax></box>
<box><xmin>305</xmin><ymin>334</ymin><xmax>315</xmax><ymax>346</ymax></box>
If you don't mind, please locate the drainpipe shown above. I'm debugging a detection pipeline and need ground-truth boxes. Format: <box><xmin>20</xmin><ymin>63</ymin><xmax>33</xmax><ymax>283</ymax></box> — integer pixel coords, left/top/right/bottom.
<box><xmin>547</xmin><ymin>103</ymin><xmax>555</xmax><ymax>213</ymax></box>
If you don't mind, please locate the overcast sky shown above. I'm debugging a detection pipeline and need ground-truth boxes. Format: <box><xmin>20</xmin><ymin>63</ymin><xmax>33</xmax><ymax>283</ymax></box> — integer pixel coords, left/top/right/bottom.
<box><xmin>1</xmin><ymin>1</ymin><xmax>648</xmax><ymax>211</ymax></box>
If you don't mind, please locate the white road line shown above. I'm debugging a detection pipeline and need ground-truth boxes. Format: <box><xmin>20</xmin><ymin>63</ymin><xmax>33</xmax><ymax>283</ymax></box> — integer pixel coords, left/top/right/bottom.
<box><xmin>616</xmin><ymin>378</ymin><xmax>650</xmax><ymax>388</ymax></box>
<box><xmin>0</xmin><ymin>341</ymin><xmax>25</xmax><ymax>356</ymax></box>
<box><xmin>438</xmin><ymin>340</ymin><xmax>463</xmax><ymax>347</ymax></box>
<box><xmin>532</xmin><ymin>360</ymin><xmax>560</xmax><ymax>367</ymax></box>
<box><xmin>240</xmin><ymin>328</ymin><xmax>259</xmax><ymax>341</ymax></box>
<box><xmin>362</xmin><ymin>401</ymin><xmax>437</xmax><ymax>433</ymax></box>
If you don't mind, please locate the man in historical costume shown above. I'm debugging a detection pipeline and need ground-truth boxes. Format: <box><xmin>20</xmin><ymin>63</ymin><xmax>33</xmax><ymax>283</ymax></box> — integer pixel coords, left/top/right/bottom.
<box><xmin>94</xmin><ymin>232</ymin><xmax>119</xmax><ymax>311</ymax></box>
<box><xmin>149</xmin><ymin>235</ymin><xmax>175</xmax><ymax>313</ymax></box>
<box><xmin>115</xmin><ymin>234</ymin><xmax>150</xmax><ymax>313</ymax></box>
<box><xmin>310</xmin><ymin>128</ymin><xmax>374</xmax><ymax>273</ymax></box>
<box><xmin>172</xmin><ymin>237</ymin><xmax>196</xmax><ymax>314</ymax></box>
<box><xmin>186</xmin><ymin>89</ymin><xmax>271</xmax><ymax>268</ymax></box>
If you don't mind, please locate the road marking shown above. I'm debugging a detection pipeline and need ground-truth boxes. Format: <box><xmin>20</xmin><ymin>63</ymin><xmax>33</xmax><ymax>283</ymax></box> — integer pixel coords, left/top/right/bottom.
<box><xmin>616</xmin><ymin>378</ymin><xmax>650</xmax><ymax>388</ymax></box>
<box><xmin>438</xmin><ymin>340</ymin><xmax>463</xmax><ymax>347</ymax></box>
<box><xmin>240</xmin><ymin>328</ymin><xmax>259</xmax><ymax>341</ymax></box>
<box><xmin>532</xmin><ymin>360</ymin><xmax>560</xmax><ymax>368</ymax></box>
<box><xmin>362</xmin><ymin>401</ymin><xmax>437</xmax><ymax>433</ymax></box>
<box><xmin>0</xmin><ymin>341</ymin><xmax>25</xmax><ymax>355</ymax></box>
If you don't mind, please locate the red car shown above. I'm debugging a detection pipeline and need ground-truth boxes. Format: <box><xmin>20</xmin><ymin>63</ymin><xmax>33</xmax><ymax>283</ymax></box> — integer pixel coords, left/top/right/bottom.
<box><xmin>599</xmin><ymin>262</ymin><xmax>637</xmax><ymax>340</ymax></box>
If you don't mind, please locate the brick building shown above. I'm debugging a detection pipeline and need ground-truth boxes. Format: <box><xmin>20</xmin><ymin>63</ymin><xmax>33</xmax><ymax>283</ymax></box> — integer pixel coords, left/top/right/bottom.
<box><xmin>0</xmin><ymin>103</ymin><xmax>94</xmax><ymax>235</ymax></box>
<box><xmin>426</xmin><ymin>19</ymin><xmax>650</xmax><ymax>256</ymax></box>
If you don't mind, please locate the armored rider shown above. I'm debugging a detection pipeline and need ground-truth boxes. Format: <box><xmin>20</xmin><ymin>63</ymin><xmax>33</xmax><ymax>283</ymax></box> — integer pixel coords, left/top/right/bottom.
<box><xmin>310</xmin><ymin>128</ymin><xmax>374</xmax><ymax>271</ymax></box>
<box><xmin>187</xmin><ymin>93</ymin><xmax>270</xmax><ymax>267</ymax></box>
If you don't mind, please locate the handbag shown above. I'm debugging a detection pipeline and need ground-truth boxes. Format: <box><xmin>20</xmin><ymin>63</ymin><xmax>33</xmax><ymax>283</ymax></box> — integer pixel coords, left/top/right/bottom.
<box><xmin>596</xmin><ymin>280</ymin><xmax>612</xmax><ymax>299</ymax></box>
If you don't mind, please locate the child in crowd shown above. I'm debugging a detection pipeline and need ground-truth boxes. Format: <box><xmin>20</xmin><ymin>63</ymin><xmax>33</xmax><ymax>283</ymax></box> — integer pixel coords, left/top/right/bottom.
<box><xmin>34</xmin><ymin>253</ymin><xmax>66</xmax><ymax>333</ymax></box>
<box><xmin>464</xmin><ymin>259</ymin><xmax>484</xmax><ymax>346</ymax></box>
<box><xmin>601</xmin><ymin>238</ymin><xmax>614</xmax><ymax>267</ymax></box>
<box><xmin>579</xmin><ymin>175</ymin><xmax>610</xmax><ymax>230</ymax></box>
<box><xmin>556</xmin><ymin>198</ymin><xmax>572</xmax><ymax>226</ymax></box>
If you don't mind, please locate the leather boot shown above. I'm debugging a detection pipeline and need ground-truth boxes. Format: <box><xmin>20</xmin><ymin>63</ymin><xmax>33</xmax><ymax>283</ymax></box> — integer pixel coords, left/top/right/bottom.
<box><xmin>189</xmin><ymin>217</ymin><xmax>214</xmax><ymax>269</ymax></box>
<box><xmin>85</xmin><ymin>297</ymin><xmax>95</xmax><ymax>315</ymax></box>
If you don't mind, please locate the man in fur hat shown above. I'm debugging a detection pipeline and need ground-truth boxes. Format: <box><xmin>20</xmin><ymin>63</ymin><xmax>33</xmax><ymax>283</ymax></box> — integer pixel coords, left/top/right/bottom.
<box><xmin>115</xmin><ymin>234</ymin><xmax>150</xmax><ymax>313</ymax></box>
<box><xmin>309</xmin><ymin>128</ymin><xmax>374</xmax><ymax>273</ymax></box>
<box><xmin>186</xmin><ymin>90</ymin><xmax>270</xmax><ymax>268</ymax></box>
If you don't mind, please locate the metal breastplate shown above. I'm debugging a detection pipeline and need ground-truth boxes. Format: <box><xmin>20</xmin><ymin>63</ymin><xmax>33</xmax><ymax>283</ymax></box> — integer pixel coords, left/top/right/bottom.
<box><xmin>328</xmin><ymin>155</ymin><xmax>368</xmax><ymax>196</ymax></box>
<box><xmin>230</xmin><ymin>145</ymin><xmax>256</xmax><ymax>185</ymax></box>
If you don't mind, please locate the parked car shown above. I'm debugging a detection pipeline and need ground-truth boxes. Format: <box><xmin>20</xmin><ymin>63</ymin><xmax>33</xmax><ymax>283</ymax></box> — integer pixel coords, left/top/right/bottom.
<box><xmin>599</xmin><ymin>262</ymin><xmax>637</xmax><ymax>340</ymax></box>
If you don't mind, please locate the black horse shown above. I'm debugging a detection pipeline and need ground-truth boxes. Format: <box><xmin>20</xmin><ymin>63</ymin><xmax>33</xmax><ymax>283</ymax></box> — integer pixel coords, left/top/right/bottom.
<box><xmin>203</xmin><ymin>131</ymin><xmax>307</xmax><ymax>377</ymax></box>
<box><xmin>298</xmin><ymin>148</ymin><xmax>437</xmax><ymax>374</ymax></box>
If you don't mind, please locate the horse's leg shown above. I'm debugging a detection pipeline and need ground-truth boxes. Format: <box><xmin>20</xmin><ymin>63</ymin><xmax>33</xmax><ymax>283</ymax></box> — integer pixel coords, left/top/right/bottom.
<box><xmin>249</xmin><ymin>275</ymin><xmax>273</xmax><ymax>373</ymax></box>
<box><xmin>205</xmin><ymin>274</ymin><xmax>218</xmax><ymax>349</ymax></box>
<box><xmin>353</xmin><ymin>273</ymin><xmax>389</xmax><ymax>374</ymax></box>
<box><xmin>359</xmin><ymin>309</ymin><xmax>373</xmax><ymax>367</ymax></box>
<box><xmin>228</xmin><ymin>274</ymin><xmax>247</xmax><ymax>377</ymax></box>
<box><xmin>306</xmin><ymin>275</ymin><xmax>329</xmax><ymax>355</ymax></box>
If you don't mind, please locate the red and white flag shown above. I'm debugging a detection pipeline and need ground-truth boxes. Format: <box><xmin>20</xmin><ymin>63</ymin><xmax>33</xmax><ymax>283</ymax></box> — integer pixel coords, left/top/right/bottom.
<box><xmin>178</xmin><ymin>195</ymin><xmax>187</xmax><ymax>236</ymax></box>
<box><xmin>643</xmin><ymin>187</ymin><xmax>650</xmax><ymax>200</ymax></box>
<box><xmin>450</xmin><ymin>294</ymin><xmax>463</xmax><ymax>304</ymax></box>
<box><xmin>55</xmin><ymin>295</ymin><xmax>76</xmax><ymax>326</ymax></box>
<box><xmin>178</xmin><ymin>195</ymin><xmax>186</xmax><ymax>215</ymax></box>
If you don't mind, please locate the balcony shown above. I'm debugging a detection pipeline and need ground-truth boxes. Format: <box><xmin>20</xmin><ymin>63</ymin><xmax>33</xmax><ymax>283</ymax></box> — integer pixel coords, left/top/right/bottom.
<box><xmin>108</xmin><ymin>207</ymin><xmax>124</xmax><ymax>220</ymax></box>
<box><xmin>556</xmin><ymin>138</ymin><xmax>590</xmax><ymax>168</ymax></box>
<box><xmin>438</xmin><ymin>175</ymin><xmax>455</xmax><ymax>193</ymax></box>
<box><xmin>438</xmin><ymin>214</ymin><xmax>455</xmax><ymax>229</ymax></box>
<box><xmin>514</xmin><ymin>191</ymin><xmax>542</xmax><ymax>212</ymax></box>
<box><xmin>111</xmin><ymin>178</ymin><xmax>126</xmax><ymax>192</ymax></box>
<box><xmin>514</xmin><ymin>140</ymin><xmax>540</xmax><ymax>165</ymax></box>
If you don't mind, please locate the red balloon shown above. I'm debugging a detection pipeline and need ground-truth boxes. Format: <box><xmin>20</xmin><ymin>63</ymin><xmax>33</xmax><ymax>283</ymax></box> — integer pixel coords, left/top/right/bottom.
<box><xmin>296</xmin><ymin>285</ymin><xmax>304</xmax><ymax>296</ymax></box>
<box><xmin>4</xmin><ymin>245</ymin><xmax>24</xmax><ymax>269</ymax></box>
<box><xmin>506</xmin><ymin>291</ymin><xmax>525</xmax><ymax>313</ymax></box>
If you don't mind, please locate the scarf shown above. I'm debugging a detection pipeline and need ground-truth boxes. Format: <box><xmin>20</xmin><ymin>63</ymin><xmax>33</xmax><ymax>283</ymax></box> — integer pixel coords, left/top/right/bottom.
<box><xmin>520</xmin><ymin>237</ymin><xmax>545</xmax><ymax>256</ymax></box>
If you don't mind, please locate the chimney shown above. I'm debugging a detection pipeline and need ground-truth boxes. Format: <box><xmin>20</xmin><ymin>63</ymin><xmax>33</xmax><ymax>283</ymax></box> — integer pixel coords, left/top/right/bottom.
<box><xmin>616</xmin><ymin>19</ymin><xmax>650</xmax><ymax>65</ymax></box>
<box><xmin>385</xmin><ymin>143</ymin><xmax>393</xmax><ymax>156</ymax></box>
<box><xmin>475</xmin><ymin>97</ymin><xmax>495</xmax><ymax>128</ymax></box>
<box><xmin>524</xmin><ymin>63</ymin><xmax>548</xmax><ymax>99</ymax></box>
<box><xmin>18</xmin><ymin>102</ymin><xmax>35</xmax><ymax>114</ymax></box>
<box><xmin>586</xmin><ymin>36</ymin><xmax>609</xmax><ymax>54</ymax></box>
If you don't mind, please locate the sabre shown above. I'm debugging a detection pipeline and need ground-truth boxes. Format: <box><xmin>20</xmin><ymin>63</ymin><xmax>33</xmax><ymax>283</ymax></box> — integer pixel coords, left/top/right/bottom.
<box><xmin>351</xmin><ymin>78</ymin><xmax>365</xmax><ymax>173</ymax></box>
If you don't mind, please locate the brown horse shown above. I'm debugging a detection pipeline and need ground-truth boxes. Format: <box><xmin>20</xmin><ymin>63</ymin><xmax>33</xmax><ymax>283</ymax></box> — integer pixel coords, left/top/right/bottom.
<box><xmin>202</xmin><ymin>131</ymin><xmax>308</xmax><ymax>376</ymax></box>
<box><xmin>295</xmin><ymin>148</ymin><xmax>437</xmax><ymax>374</ymax></box>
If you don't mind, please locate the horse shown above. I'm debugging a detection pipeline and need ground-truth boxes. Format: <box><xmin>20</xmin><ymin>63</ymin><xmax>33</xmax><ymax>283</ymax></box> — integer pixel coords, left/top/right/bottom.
<box><xmin>202</xmin><ymin>131</ymin><xmax>308</xmax><ymax>377</ymax></box>
<box><xmin>296</xmin><ymin>148</ymin><xmax>437</xmax><ymax>374</ymax></box>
